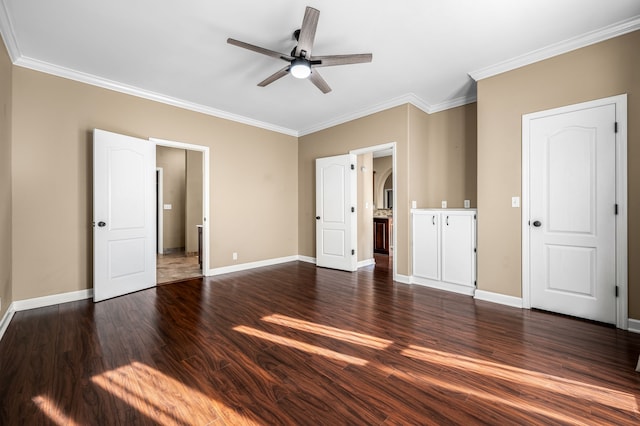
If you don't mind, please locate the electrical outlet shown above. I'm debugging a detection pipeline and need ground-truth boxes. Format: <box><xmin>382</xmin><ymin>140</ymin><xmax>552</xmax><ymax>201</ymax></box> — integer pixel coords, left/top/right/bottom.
<box><xmin>232</xmin><ymin>252</ymin><xmax>238</xmax><ymax>260</ymax></box>
<box><xmin>441</xmin><ymin>200</ymin><xmax>447</xmax><ymax>209</ymax></box>
<box><xmin>512</xmin><ymin>197</ymin><xmax>520</xmax><ymax>208</ymax></box>
<box><xmin>412</xmin><ymin>200</ymin><xmax>417</xmax><ymax>209</ymax></box>
<box><xmin>464</xmin><ymin>200</ymin><xmax>470</xmax><ymax>209</ymax></box>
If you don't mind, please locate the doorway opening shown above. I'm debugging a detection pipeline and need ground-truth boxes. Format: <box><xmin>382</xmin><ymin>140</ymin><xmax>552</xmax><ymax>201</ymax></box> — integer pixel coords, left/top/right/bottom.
<box><xmin>152</xmin><ymin>138</ymin><xmax>210</xmax><ymax>284</ymax></box>
<box><xmin>351</xmin><ymin>143</ymin><xmax>396</xmax><ymax>281</ymax></box>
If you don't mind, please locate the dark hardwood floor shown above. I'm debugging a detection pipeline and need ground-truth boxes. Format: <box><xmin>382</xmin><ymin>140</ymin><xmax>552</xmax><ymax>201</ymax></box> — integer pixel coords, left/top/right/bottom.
<box><xmin>2</xmin><ymin>255</ymin><xmax>640</xmax><ymax>425</ymax></box>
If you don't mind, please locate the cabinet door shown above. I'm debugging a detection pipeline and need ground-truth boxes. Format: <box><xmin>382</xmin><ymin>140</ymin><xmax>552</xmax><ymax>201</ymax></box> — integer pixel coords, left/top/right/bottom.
<box><xmin>441</xmin><ymin>212</ymin><xmax>475</xmax><ymax>286</ymax></box>
<box><xmin>413</xmin><ymin>213</ymin><xmax>440</xmax><ymax>280</ymax></box>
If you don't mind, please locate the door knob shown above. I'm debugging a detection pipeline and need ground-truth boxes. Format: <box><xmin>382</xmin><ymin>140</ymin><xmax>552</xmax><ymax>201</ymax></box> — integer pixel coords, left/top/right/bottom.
<box><xmin>533</xmin><ymin>220</ymin><xmax>542</xmax><ymax>227</ymax></box>
<box><xmin>98</xmin><ymin>221</ymin><xmax>106</xmax><ymax>227</ymax></box>
<box><xmin>315</xmin><ymin>216</ymin><xmax>321</xmax><ymax>220</ymax></box>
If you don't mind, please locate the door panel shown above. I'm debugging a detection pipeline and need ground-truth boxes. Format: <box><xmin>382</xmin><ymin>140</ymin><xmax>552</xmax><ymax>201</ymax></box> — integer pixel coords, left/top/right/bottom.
<box><xmin>441</xmin><ymin>213</ymin><xmax>475</xmax><ymax>286</ymax></box>
<box><xmin>94</xmin><ymin>129</ymin><xmax>156</xmax><ymax>302</ymax></box>
<box><xmin>412</xmin><ymin>212</ymin><xmax>440</xmax><ymax>281</ymax></box>
<box><xmin>529</xmin><ymin>104</ymin><xmax>616</xmax><ymax>323</ymax></box>
<box><xmin>316</xmin><ymin>154</ymin><xmax>357</xmax><ymax>271</ymax></box>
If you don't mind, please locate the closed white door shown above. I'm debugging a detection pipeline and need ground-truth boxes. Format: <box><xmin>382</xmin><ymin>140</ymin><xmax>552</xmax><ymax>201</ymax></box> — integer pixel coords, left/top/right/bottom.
<box><xmin>441</xmin><ymin>212</ymin><xmax>475</xmax><ymax>287</ymax></box>
<box><xmin>315</xmin><ymin>154</ymin><xmax>357</xmax><ymax>271</ymax></box>
<box><xmin>93</xmin><ymin>129</ymin><xmax>156</xmax><ymax>302</ymax></box>
<box><xmin>413</xmin><ymin>212</ymin><xmax>440</xmax><ymax>281</ymax></box>
<box><xmin>529</xmin><ymin>104</ymin><xmax>616</xmax><ymax>323</ymax></box>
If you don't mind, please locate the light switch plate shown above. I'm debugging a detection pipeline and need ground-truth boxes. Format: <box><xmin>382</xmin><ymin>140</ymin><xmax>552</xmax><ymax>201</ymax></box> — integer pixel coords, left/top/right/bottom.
<box><xmin>163</xmin><ymin>204</ymin><xmax>172</xmax><ymax>210</ymax></box>
<box><xmin>512</xmin><ymin>197</ymin><xmax>520</xmax><ymax>208</ymax></box>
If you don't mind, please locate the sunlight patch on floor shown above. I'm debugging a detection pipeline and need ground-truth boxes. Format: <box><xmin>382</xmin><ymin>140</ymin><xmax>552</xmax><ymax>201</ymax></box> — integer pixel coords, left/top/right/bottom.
<box><xmin>400</xmin><ymin>345</ymin><xmax>639</xmax><ymax>414</ymax></box>
<box><xmin>233</xmin><ymin>325</ymin><xmax>369</xmax><ymax>366</ymax></box>
<box><xmin>91</xmin><ymin>361</ymin><xmax>259</xmax><ymax>425</ymax></box>
<box><xmin>32</xmin><ymin>395</ymin><xmax>81</xmax><ymax>426</ymax></box>
<box><xmin>261</xmin><ymin>314</ymin><xmax>393</xmax><ymax>349</ymax></box>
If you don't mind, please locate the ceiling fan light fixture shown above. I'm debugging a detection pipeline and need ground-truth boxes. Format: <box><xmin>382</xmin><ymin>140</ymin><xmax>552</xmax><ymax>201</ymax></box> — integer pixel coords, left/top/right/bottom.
<box><xmin>290</xmin><ymin>58</ymin><xmax>311</xmax><ymax>79</ymax></box>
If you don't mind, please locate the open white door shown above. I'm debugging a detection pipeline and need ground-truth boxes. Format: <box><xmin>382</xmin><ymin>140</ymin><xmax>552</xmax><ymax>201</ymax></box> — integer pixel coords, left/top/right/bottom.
<box><xmin>93</xmin><ymin>129</ymin><xmax>156</xmax><ymax>302</ymax></box>
<box><xmin>316</xmin><ymin>154</ymin><xmax>357</xmax><ymax>272</ymax></box>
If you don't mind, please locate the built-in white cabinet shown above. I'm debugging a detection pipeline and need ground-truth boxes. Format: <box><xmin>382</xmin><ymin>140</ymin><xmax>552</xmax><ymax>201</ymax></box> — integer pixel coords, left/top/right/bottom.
<box><xmin>412</xmin><ymin>209</ymin><xmax>476</xmax><ymax>295</ymax></box>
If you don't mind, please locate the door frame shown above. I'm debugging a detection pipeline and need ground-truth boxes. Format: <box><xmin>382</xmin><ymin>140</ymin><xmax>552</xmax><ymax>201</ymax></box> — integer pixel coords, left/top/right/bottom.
<box><xmin>151</xmin><ymin>137</ymin><xmax>211</xmax><ymax>275</ymax></box>
<box><xmin>156</xmin><ymin>167</ymin><xmax>164</xmax><ymax>255</ymax></box>
<box><xmin>521</xmin><ymin>94</ymin><xmax>627</xmax><ymax>329</ymax></box>
<box><xmin>350</xmin><ymin>142</ymin><xmax>397</xmax><ymax>282</ymax></box>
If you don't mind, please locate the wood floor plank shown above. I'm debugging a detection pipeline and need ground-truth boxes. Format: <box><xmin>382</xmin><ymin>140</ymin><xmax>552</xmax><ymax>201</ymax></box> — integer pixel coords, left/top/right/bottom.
<box><xmin>2</xmin><ymin>256</ymin><xmax>640</xmax><ymax>425</ymax></box>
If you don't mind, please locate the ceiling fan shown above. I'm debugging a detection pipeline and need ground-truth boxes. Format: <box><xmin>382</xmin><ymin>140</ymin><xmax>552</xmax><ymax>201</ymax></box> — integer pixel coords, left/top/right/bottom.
<box><xmin>227</xmin><ymin>6</ymin><xmax>372</xmax><ymax>94</ymax></box>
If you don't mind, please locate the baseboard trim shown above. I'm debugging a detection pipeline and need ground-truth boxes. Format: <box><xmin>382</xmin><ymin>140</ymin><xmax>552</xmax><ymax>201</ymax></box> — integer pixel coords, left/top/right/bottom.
<box><xmin>627</xmin><ymin>318</ymin><xmax>640</xmax><ymax>334</ymax></box>
<box><xmin>358</xmin><ymin>258</ymin><xmax>375</xmax><ymax>268</ymax></box>
<box><xmin>12</xmin><ymin>289</ymin><xmax>94</xmax><ymax>312</ymax></box>
<box><xmin>298</xmin><ymin>256</ymin><xmax>316</xmax><ymax>264</ymax></box>
<box><xmin>208</xmin><ymin>255</ymin><xmax>299</xmax><ymax>276</ymax></box>
<box><xmin>411</xmin><ymin>276</ymin><xmax>475</xmax><ymax>296</ymax></box>
<box><xmin>394</xmin><ymin>274</ymin><xmax>411</xmax><ymax>285</ymax></box>
<box><xmin>0</xmin><ymin>303</ymin><xmax>16</xmax><ymax>342</ymax></box>
<box><xmin>474</xmin><ymin>290</ymin><xmax>523</xmax><ymax>309</ymax></box>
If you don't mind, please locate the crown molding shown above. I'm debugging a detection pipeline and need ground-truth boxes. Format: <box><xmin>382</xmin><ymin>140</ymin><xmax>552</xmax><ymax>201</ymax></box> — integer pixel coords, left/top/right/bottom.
<box><xmin>298</xmin><ymin>93</ymin><xmax>430</xmax><ymax>136</ymax></box>
<box><xmin>429</xmin><ymin>94</ymin><xmax>477</xmax><ymax>114</ymax></box>
<box><xmin>13</xmin><ymin>56</ymin><xmax>299</xmax><ymax>137</ymax></box>
<box><xmin>0</xmin><ymin>0</ymin><xmax>20</xmax><ymax>61</ymax></box>
<box><xmin>469</xmin><ymin>15</ymin><xmax>640</xmax><ymax>81</ymax></box>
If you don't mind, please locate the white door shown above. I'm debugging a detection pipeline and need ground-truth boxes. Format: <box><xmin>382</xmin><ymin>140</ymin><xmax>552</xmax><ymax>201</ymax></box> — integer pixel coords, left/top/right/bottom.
<box><xmin>316</xmin><ymin>154</ymin><xmax>357</xmax><ymax>271</ymax></box>
<box><xmin>529</xmin><ymin>104</ymin><xmax>616</xmax><ymax>323</ymax></box>
<box><xmin>441</xmin><ymin>212</ymin><xmax>475</xmax><ymax>287</ymax></box>
<box><xmin>93</xmin><ymin>129</ymin><xmax>156</xmax><ymax>302</ymax></box>
<box><xmin>413</xmin><ymin>212</ymin><xmax>440</xmax><ymax>281</ymax></box>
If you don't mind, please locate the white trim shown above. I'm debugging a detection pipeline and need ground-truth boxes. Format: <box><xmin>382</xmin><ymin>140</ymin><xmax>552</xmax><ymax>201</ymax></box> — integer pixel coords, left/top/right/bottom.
<box><xmin>0</xmin><ymin>303</ymin><xmax>16</xmax><ymax>342</ymax></box>
<box><xmin>209</xmin><ymin>255</ymin><xmax>299</xmax><ymax>276</ymax></box>
<box><xmin>474</xmin><ymin>290</ymin><xmax>523</xmax><ymax>309</ymax></box>
<box><xmin>411</xmin><ymin>276</ymin><xmax>475</xmax><ymax>296</ymax></box>
<box><xmin>469</xmin><ymin>16</ymin><xmax>640</xmax><ymax>81</ymax></box>
<box><xmin>394</xmin><ymin>274</ymin><xmax>411</xmax><ymax>285</ymax></box>
<box><xmin>350</xmin><ymin>142</ymin><xmax>398</xmax><ymax>282</ymax></box>
<box><xmin>358</xmin><ymin>258</ymin><xmax>376</xmax><ymax>268</ymax></box>
<box><xmin>151</xmin><ymin>138</ymin><xmax>211</xmax><ymax>276</ymax></box>
<box><xmin>156</xmin><ymin>167</ymin><xmax>164</xmax><ymax>255</ymax></box>
<box><xmin>12</xmin><ymin>289</ymin><xmax>93</xmax><ymax>312</ymax></box>
<box><xmin>521</xmin><ymin>94</ymin><xmax>628</xmax><ymax>329</ymax></box>
<box><xmin>429</xmin><ymin>94</ymin><xmax>478</xmax><ymax>114</ymax></box>
<box><xmin>298</xmin><ymin>255</ymin><xmax>316</xmax><ymax>264</ymax></box>
<box><xmin>14</xmin><ymin>56</ymin><xmax>298</xmax><ymax>137</ymax></box>
<box><xmin>627</xmin><ymin>319</ymin><xmax>640</xmax><ymax>334</ymax></box>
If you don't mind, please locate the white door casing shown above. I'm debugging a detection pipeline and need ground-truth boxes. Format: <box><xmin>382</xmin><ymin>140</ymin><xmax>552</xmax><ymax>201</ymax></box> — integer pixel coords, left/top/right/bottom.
<box><xmin>523</xmin><ymin>95</ymin><xmax>627</xmax><ymax>326</ymax></box>
<box><xmin>316</xmin><ymin>154</ymin><xmax>357</xmax><ymax>272</ymax></box>
<box><xmin>93</xmin><ymin>129</ymin><xmax>156</xmax><ymax>302</ymax></box>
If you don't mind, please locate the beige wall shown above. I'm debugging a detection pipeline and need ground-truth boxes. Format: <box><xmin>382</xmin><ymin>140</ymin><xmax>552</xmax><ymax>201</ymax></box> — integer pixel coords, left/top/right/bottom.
<box><xmin>0</xmin><ymin>41</ymin><xmax>11</xmax><ymax>317</ymax></box>
<box><xmin>185</xmin><ymin>150</ymin><xmax>203</xmax><ymax>254</ymax></box>
<box><xmin>408</xmin><ymin>103</ymin><xmax>477</xmax><ymax>209</ymax></box>
<box><xmin>11</xmin><ymin>67</ymin><xmax>298</xmax><ymax>300</ymax></box>
<box><xmin>357</xmin><ymin>153</ymin><xmax>373</xmax><ymax>262</ymax></box>
<box><xmin>299</xmin><ymin>105</ymin><xmax>410</xmax><ymax>274</ymax></box>
<box><xmin>157</xmin><ymin>146</ymin><xmax>187</xmax><ymax>251</ymax></box>
<box><xmin>299</xmin><ymin>102</ymin><xmax>477</xmax><ymax>277</ymax></box>
<box><xmin>477</xmin><ymin>31</ymin><xmax>640</xmax><ymax>318</ymax></box>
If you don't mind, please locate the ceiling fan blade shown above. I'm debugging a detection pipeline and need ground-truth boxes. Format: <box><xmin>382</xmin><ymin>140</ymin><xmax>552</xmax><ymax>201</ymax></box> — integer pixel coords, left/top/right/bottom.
<box><xmin>227</xmin><ymin>38</ymin><xmax>292</xmax><ymax>61</ymax></box>
<box><xmin>311</xmin><ymin>53</ymin><xmax>373</xmax><ymax>67</ymax></box>
<box><xmin>309</xmin><ymin>70</ymin><xmax>331</xmax><ymax>94</ymax></box>
<box><xmin>295</xmin><ymin>7</ymin><xmax>320</xmax><ymax>58</ymax></box>
<box><xmin>258</xmin><ymin>66</ymin><xmax>290</xmax><ymax>87</ymax></box>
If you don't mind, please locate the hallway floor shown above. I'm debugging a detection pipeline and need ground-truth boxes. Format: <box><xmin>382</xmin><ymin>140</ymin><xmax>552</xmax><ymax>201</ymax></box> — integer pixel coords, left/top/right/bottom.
<box><xmin>157</xmin><ymin>251</ymin><xmax>202</xmax><ymax>284</ymax></box>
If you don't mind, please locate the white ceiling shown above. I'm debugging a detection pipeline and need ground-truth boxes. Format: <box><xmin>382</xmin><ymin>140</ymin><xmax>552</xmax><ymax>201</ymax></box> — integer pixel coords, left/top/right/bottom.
<box><xmin>1</xmin><ymin>0</ymin><xmax>639</xmax><ymax>136</ymax></box>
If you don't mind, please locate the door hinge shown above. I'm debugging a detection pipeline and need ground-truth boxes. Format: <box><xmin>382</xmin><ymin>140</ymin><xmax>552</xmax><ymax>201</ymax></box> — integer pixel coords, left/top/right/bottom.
<box><xmin>351</xmin><ymin>206</ymin><xmax>355</xmax><ymax>213</ymax></box>
<box><xmin>474</xmin><ymin>214</ymin><xmax>477</xmax><ymax>220</ymax></box>
<box><xmin>615</xmin><ymin>285</ymin><xmax>619</xmax><ymax>297</ymax></box>
<box><xmin>474</xmin><ymin>248</ymin><xmax>477</xmax><ymax>253</ymax></box>
<box><xmin>614</xmin><ymin>122</ymin><xmax>618</xmax><ymax>133</ymax></box>
<box><xmin>615</xmin><ymin>204</ymin><xmax>618</xmax><ymax>215</ymax></box>
<box><xmin>351</xmin><ymin>249</ymin><xmax>355</xmax><ymax>255</ymax></box>
<box><xmin>474</xmin><ymin>280</ymin><xmax>477</xmax><ymax>287</ymax></box>
<box><xmin>351</xmin><ymin>164</ymin><xmax>355</xmax><ymax>170</ymax></box>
